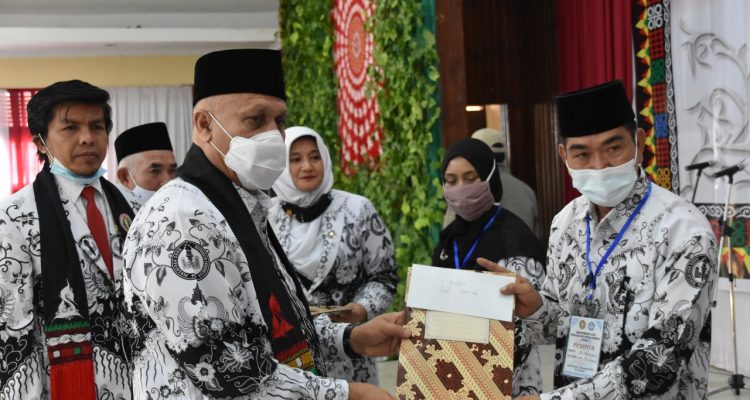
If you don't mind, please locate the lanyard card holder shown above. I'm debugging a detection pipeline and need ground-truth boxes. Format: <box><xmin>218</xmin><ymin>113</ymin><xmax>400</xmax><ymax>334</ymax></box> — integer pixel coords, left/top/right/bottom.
<box><xmin>561</xmin><ymin>314</ymin><xmax>605</xmax><ymax>379</ymax></box>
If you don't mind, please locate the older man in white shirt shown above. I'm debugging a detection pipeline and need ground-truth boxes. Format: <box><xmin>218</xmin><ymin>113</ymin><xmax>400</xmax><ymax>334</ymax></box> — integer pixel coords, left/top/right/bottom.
<box><xmin>122</xmin><ymin>49</ymin><xmax>409</xmax><ymax>400</ymax></box>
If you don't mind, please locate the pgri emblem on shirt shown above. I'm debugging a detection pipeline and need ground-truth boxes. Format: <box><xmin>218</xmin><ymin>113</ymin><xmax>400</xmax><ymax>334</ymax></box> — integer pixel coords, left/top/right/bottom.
<box><xmin>119</xmin><ymin>213</ymin><xmax>132</xmax><ymax>233</ymax></box>
<box><xmin>170</xmin><ymin>240</ymin><xmax>211</xmax><ymax>281</ymax></box>
<box><xmin>685</xmin><ymin>254</ymin><xmax>710</xmax><ymax>289</ymax></box>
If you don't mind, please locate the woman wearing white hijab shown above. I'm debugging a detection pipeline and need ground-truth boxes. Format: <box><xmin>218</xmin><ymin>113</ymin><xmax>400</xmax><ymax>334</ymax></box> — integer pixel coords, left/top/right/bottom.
<box><xmin>270</xmin><ymin>126</ymin><xmax>398</xmax><ymax>384</ymax></box>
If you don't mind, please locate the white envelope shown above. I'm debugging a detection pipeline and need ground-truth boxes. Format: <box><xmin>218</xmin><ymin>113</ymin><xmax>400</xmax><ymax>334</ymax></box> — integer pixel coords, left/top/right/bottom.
<box><xmin>405</xmin><ymin>264</ymin><xmax>515</xmax><ymax>322</ymax></box>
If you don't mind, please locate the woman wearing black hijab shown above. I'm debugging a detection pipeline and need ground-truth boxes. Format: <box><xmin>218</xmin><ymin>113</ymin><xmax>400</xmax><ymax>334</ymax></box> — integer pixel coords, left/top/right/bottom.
<box><xmin>432</xmin><ymin>138</ymin><xmax>546</xmax><ymax>398</ymax></box>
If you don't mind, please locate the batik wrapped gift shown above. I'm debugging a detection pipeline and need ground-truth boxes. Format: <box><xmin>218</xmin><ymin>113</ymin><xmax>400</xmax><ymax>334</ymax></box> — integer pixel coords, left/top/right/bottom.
<box><xmin>396</xmin><ymin>267</ymin><xmax>515</xmax><ymax>399</ymax></box>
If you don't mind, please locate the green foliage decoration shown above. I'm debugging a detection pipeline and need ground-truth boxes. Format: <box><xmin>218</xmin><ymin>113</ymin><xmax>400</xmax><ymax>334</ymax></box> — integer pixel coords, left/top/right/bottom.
<box><xmin>280</xmin><ymin>0</ymin><xmax>444</xmax><ymax>310</ymax></box>
<box><xmin>279</xmin><ymin>0</ymin><xmax>340</xmax><ymax>160</ymax></box>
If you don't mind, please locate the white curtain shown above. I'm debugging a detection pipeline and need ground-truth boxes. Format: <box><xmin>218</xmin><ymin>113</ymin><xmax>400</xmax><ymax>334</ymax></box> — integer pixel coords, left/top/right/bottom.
<box><xmin>672</xmin><ymin>0</ymin><xmax>750</xmax><ymax>375</ymax></box>
<box><xmin>0</xmin><ymin>90</ymin><xmax>10</xmax><ymax>200</ymax></box>
<box><xmin>103</xmin><ymin>86</ymin><xmax>193</xmax><ymax>181</ymax></box>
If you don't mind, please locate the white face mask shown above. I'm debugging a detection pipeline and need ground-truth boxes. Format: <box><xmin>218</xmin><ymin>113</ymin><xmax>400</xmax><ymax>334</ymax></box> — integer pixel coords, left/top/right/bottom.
<box><xmin>566</xmin><ymin>136</ymin><xmax>639</xmax><ymax>208</ymax></box>
<box><xmin>207</xmin><ymin>112</ymin><xmax>286</xmax><ymax>191</ymax></box>
<box><xmin>127</xmin><ymin>170</ymin><xmax>157</xmax><ymax>203</ymax></box>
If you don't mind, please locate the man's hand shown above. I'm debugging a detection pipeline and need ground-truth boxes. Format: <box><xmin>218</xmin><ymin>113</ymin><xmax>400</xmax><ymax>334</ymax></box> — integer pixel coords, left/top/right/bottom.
<box><xmin>331</xmin><ymin>302</ymin><xmax>368</xmax><ymax>323</ymax></box>
<box><xmin>349</xmin><ymin>311</ymin><xmax>410</xmax><ymax>357</ymax></box>
<box><xmin>348</xmin><ymin>382</ymin><xmax>395</xmax><ymax>399</ymax></box>
<box><xmin>477</xmin><ymin>257</ymin><xmax>543</xmax><ymax>318</ymax></box>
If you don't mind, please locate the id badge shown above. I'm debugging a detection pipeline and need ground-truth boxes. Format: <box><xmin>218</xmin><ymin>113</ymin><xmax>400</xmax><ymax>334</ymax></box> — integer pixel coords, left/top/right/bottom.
<box><xmin>562</xmin><ymin>315</ymin><xmax>604</xmax><ymax>379</ymax></box>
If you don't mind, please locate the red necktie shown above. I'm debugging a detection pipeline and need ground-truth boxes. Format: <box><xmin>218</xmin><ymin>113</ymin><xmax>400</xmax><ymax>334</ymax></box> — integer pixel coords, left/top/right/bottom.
<box><xmin>81</xmin><ymin>186</ymin><xmax>113</xmax><ymax>279</ymax></box>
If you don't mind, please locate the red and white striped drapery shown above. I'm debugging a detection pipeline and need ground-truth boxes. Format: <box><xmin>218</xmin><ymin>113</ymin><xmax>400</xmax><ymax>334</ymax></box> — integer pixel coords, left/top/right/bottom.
<box><xmin>2</xmin><ymin>89</ymin><xmax>42</xmax><ymax>198</ymax></box>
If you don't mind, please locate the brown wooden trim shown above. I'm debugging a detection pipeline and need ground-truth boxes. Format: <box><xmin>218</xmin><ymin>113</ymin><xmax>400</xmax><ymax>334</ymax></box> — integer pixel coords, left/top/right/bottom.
<box><xmin>436</xmin><ymin>0</ymin><xmax>469</xmax><ymax>148</ymax></box>
<box><xmin>533</xmin><ymin>103</ymin><xmax>567</xmax><ymax>247</ymax></box>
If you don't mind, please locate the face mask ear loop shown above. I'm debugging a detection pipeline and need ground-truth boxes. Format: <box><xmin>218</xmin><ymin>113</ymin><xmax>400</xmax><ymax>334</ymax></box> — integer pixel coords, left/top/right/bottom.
<box><xmin>126</xmin><ymin>169</ymin><xmax>140</xmax><ymax>188</ymax></box>
<box><xmin>630</xmin><ymin>130</ymin><xmax>645</xmax><ymax>176</ymax></box>
<box><xmin>484</xmin><ymin>160</ymin><xmax>500</xmax><ymax>205</ymax></box>
<box><xmin>206</xmin><ymin>111</ymin><xmax>234</xmax><ymax>140</ymax></box>
<box><xmin>443</xmin><ymin>157</ymin><xmax>498</xmax><ymax>188</ymax></box>
<box><xmin>206</xmin><ymin>111</ymin><xmax>232</xmax><ymax>158</ymax></box>
<box><xmin>485</xmin><ymin>161</ymin><xmax>496</xmax><ymax>181</ymax></box>
<box><xmin>37</xmin><ymin>134</ymin><xmax>56</xmax><ymax>164</ymax></box>
<box><xmin>209</xmin><ymin>141</ymin><xmax>227</xmax><ymax>158</ymax></box>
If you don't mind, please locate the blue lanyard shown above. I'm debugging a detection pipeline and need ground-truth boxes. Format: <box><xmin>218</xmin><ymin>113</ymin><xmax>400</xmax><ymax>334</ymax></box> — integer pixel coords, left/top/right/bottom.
<box><xmin>453</xmin><ymin>206</ymin><xmax>502</xmax><ymax>270</ymax></box>
<box><xmin>585</xmin><ymin>181</ymin><xmax>652</xmax><ymax>299</ymax></box>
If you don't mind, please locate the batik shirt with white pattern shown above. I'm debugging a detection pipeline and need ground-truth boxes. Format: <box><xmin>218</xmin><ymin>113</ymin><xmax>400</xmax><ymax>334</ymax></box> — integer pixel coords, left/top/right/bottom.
<box><xmin>0</xmin><ymin>176</ymin><xmax>140</xmax><ymax>400</ymax></box>
<box><xmin>270</xmin><ymin>189</ymin><xmax>398</xmax><ymax>385</ymax></box>
<box><xmin>123</xmin><ymin>178</ymin><xmax>350</xmax><ymax>400</ymax></box>
<box><xmin>531</xmin><ymin>172</ymin><xmax>717</xmax><ymax>400</ymax></box>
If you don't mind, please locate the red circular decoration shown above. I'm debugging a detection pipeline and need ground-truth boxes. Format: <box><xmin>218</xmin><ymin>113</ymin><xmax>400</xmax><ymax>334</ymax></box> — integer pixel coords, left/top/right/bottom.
<box><xmin>334</xmin><ymin>0</ymin><xmax>381</xmax><ymax>173</ymax></box>
<box><xmin>347</xmin><ymin>13</ymin><xmax>365</xmax><ymax>77</ymax></box>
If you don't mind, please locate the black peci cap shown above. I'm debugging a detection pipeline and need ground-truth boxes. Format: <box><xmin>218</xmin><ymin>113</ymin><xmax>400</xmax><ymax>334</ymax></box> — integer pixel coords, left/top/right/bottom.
<box><xmin>115</xmin><ymin>122</ymin><xmax>172</xmax><ymax>163</ymax></box>
<box><xmin>193</xmin><ymin>48</ymin><xmax>286</xmax><ymax>105</ymax></box>
<box><xmin>555</xmin><ymin>80</ymin><xmax>635</xmax><ymax>138</ymax></box>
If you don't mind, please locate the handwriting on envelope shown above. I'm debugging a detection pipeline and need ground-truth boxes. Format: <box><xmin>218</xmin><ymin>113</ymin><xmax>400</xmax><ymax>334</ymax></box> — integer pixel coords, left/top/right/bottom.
<box><xmin>405</xmin><ymin>264</ymin><xmax>515</xmax><ymax>322</ymax></box>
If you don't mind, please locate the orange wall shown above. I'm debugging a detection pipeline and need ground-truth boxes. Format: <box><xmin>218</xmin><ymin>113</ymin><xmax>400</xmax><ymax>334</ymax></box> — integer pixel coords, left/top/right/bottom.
<box><xmin>0</xmin><ymin>55</ymin><xmax>199</xmax><ymax>88</ymax></box>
